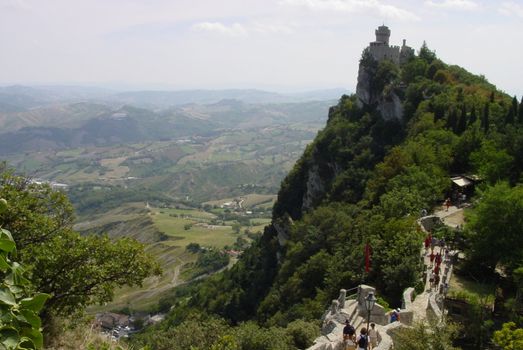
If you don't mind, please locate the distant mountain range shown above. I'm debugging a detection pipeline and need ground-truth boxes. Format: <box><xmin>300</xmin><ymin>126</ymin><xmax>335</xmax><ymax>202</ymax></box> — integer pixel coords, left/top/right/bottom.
<box><xmin>0</xmin><ymin>94</ymin><xmax>335</xmax><ymax>155</ymax></box>
<box><xmin>0</xmin><ymin>85</ymin><xmax>350</xmax><ymax>111</ymax></box>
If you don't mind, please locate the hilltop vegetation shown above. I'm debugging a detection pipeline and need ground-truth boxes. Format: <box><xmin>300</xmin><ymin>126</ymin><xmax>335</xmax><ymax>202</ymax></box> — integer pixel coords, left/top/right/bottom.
<box><xmin>129</xmin><ymin>44</ymin><xmax>523</xmax><ymax>349</ymax></box>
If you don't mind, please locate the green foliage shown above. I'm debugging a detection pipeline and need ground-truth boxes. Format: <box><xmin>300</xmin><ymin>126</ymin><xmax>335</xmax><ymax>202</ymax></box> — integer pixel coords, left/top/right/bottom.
<box><xmin>401</xmin><ymin>58</ymin><xmax>428</xmax><ymax>84</ymax></box>
<box><xmin>466</xmin><ymin>183</ymin><xmax>523</xmax><ymax>273</ymax></box>
<box><xmin>186</xmin><ymin>242</ymin><xmax>201</xmax><ymax>253</ymax></box>
<box><xmin>470</xmin><ymin>140</ymin><xmax>514</xmax><ymax>184</ymax></box>
<box><xmin>493</xmin><ymin>322</ymin><xmax>523</xmax><ymax>349</ymax></box>
<box><xmin>0</xmin><ymin>170</ymin><xmax>161</xmax><ymax>319</ymax></box>
<box><xmin>130</xmin><ymin>313</ymin><xmax>315</xmax><ymax>350</ymax></box>
<box><xmin>193</xmin><ymin>249</ymin><xmax>230</xmax><ymax>277</ymax></box>
<box><xmin>0</xmin><ymin>206</ymin><xmax>49</xmax><ymax>349</ymax></box>
<box><xmin>132</xmin><ymin>38</ymin><xmax>523</xmax><ymax>349</ymax></box>
<box><xmin>393</xmin><ymin>319</ymin><xmax>460</xmax><ymax>350</ymax></box>
<box><xmin>418</xmin><ymin>41</ymin><xmax>437</xmax><ymax>64</ymax></box>
<box><xmin>284</xmin><ymin>319</ymin><xmax>319</xmax><ymax>349</ymax></box>
<box><xmin>33</xmin><ymin>232</ymin><xmax>161</xmax><ymax>316</ymax></box>
<box><xmin>369</xmin><ymin>217</ymin><xmax>424</xmax><ymax>299</ymax></box>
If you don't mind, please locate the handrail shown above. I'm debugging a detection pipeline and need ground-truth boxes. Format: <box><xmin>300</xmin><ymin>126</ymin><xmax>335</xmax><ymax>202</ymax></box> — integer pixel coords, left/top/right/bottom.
<box><xmin>345</xmin><ymin>286</ymin><xmax>360</xmax><ymax>293</ymax></box>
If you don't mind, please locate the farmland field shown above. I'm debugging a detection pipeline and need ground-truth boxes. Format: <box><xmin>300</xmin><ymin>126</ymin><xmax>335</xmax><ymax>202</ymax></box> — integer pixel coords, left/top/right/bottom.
<box><xmin>2</xmin><ymin>93</ymin><xmax>334</xmax><ymax>313</ymax></box>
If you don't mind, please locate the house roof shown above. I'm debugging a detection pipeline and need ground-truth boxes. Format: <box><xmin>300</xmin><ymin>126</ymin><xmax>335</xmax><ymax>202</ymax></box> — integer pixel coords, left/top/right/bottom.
<box><xmin>451</xmin><ymin>176</ymin><xmax>472</xmax><ymax>187</ymax></box>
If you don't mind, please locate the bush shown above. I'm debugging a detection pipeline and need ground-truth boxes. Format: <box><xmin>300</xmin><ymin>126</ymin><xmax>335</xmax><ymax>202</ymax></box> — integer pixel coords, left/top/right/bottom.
<box><xmin>285</xmin><ymin>319</ymin><xmax>319</xmax><ymax>349</ymax></box>
<box><xmin>0</xmin><ymin>222</ymin><xmax>50</xmax><ymax>348</ymax></box>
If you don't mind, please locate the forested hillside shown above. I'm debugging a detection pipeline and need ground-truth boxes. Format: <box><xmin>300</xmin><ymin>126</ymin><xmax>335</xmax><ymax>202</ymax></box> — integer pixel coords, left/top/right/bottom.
<box><xmin>130</xmin><ymin>43</ymin><xmax>523</xmax><ymax>349</ymax></box>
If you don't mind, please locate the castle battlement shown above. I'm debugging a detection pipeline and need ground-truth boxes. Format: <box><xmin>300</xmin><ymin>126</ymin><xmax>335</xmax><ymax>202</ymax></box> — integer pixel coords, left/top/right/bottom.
<box><xmin>367</xmin><ymin>25</ymin><xmax>413</xmax><ymax>65</ymax></box>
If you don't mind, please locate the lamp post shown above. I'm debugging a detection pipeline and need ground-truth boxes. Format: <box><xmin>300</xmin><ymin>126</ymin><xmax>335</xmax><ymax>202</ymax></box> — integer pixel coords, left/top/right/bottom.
<box><xmin>364</xmin><ymin>292</ymin><xmax>377</xmax><ymax>337</ymax></box>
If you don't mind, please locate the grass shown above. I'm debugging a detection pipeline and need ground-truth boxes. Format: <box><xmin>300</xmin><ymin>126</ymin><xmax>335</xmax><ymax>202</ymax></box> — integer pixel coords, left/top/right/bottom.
<box><xmin>152</xmin><ymin>210</ymin><xmax>237</xmax><ymax>249</ymax></box>
<box><xmin>448</xmin><ymin>273</ymin><xmax>496</xmax><ymax>304</ymax></box>
<box><xmin>88</xmin><ymin>206</ymin><xmax>240</xmax><ymax>312</ymax></box>
<box><xmin>100</xmin><ymin>157</ymin><xmax>130</xmax><ymax>179</ymax></box>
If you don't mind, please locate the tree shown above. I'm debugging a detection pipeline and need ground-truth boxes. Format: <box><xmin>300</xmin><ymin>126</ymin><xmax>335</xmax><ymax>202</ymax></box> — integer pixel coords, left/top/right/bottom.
<box><xmin>493</xmin><ymin>322</ymin><xmax>523</xmax><ymax>350</ymax></box>
<box><xmin>0</xmin><ymin>199</ymin><xmax>50</xmax><ymax>349</ymax></box>
<box><xmin>519</xmin><ymin>96</ymin><xmax>523</xmax><ymax>124</ymax></box>
<box><xmin>447</xmin><ymin>109</ymin><xmax>458</xmax><ymax>132</ymax></box>
<box><xmin>469</xmin><ymin>105</ymin><xmax>477</xmax><ymax>125</ymax></box>
<box><xmin>470</xmin><ymin>141</ymin><xmax>513</xmax><ymax>184</ymax></box>
<box><xmin>33</xmin><ymin>232</ymin><xmax>161</xmax><ymax>316</ymax></box>
<box><xmin>284</xmin><ymin>319</ymin><xmax>319</xmax><ymax>349</ymax></box>
<box><xmin>401</xmin><ymin>58</ymin><xmax>428</xmax><ymax>84</ymax></box>
<box><xmin>481</xmin><ymin>103</ymin><xmax>490</xmax><ymax>132</ymax></box>
<box><xmin>0</xmin><ymin>170</ymin><xmax>161</xmax><ymax>318</ymax></box>
<box><xmin>513</xmin><ymin>96</ymin><xmax>519</xmax><ymax>119</ymax></box>
<box><xmin>232</xmin><ymin>223</ymin><xmax>241</xmax><ymax>234</ymax></box>
<box><xmin>418</xmin><ymin>41</ymin><xmax>436</xmax><ymax>64</ymax></box>
<box><xmin>506</xmin><ymin>105</ymin><xmax>516</xmax><ymax>125</ymax></box>
<box><xmin>393</xmin><ymin>320</ymin><xmax>460</xmax><ymax>350</ymax></box>
<box><xmin>456</xmin><ymin>105</ymin><xmax>468</xmax><ymax>134</ymax></box>
<box><xmin>186</xmin><ymin>242</ymin><xmax>201</xmax><ymax>253</ymax></box>
<box><xmin>466</xmin><ymin>183</ymin><xmax>523</xmax><ymax>273</ymax></box>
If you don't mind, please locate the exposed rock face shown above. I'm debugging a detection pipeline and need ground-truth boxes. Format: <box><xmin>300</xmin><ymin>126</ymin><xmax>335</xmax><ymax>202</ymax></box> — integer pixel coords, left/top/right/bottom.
<box><xmin>302</xmin><ymin>160</ymin><xmax>343</xmax><ymax>212</ymax></box>
<box><xmin>356</xmin><ymin>64</ymin><xmax>404</xmax><ymax>122</ymax></box>
<box><xmin>302</xmin><ymin>164</ymin><xmax>326</xmax><ymax>211</ymax></box>
<box><xmin>273</xmin><ymin>215</ymin><xmax>292</xmax><ymax>246</ymax></box>
<box><xmin>377</xmin><ymin>89</ymin><xmax>403</xmax><ymax>121</ymax></box>
<box><xmin>355</xmin><ymin>64</ymin><xmax>373</xmax><ymax>106</ymax></box>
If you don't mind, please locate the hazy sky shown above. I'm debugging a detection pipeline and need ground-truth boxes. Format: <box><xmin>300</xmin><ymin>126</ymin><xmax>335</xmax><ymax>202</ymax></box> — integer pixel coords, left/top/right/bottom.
<box><xmin>1</xmin><ymin>0</ymin><xmax>522</xmax><ymax>95</ymax></box>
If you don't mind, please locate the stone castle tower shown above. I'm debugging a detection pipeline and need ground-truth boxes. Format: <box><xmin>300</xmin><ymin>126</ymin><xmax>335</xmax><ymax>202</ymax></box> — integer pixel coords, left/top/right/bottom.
<box><xmin>367</xmin><ymin>25</ymin><xmax>413</xmax><ymax>65</ymax></box>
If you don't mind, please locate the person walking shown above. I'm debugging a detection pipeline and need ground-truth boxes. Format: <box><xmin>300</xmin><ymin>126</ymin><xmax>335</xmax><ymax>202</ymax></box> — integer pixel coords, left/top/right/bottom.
<box><xmin>445</xmin><ymin>197</ymin><xmax>451</xmax><ymax>211</ymax></box>
<box><xmin>368</xmin><ymin>323</ymin><xmax>381</xmax><ymax>349</ymax></box>
<box><xmin>356</xmin><ymin>328</ymin><xmax>368</xmax><ymax>350</ymax></box>
<box><xmin>429</xmin><ymin>271</ymin><xmax>435</xmax><ymax>290</ymax></box>
<box><xmin>435</xmin><ymin>252</ymin><xmax>442</xmax><ymax>267</ymax></box>
<box><xmin>390</xmin><ymin>308</ymin><xmax>400</xmax><ymax>323</ymax></box>
<box><xmin>343</xmin><ymin>320</ymin><xmax>356</xmax><ymax>350</ymax></box>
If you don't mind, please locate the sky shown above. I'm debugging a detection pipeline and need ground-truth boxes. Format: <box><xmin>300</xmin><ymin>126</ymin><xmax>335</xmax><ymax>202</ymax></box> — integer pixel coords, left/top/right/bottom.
<box><xmin>1</xmin><ymin>0</ymin><xmax>522</xmax><ymax>96</ymax></box>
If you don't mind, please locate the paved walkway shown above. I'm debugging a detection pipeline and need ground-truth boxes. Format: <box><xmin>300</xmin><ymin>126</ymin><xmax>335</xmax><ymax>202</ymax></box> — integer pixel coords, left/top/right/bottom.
<box><xmin>434</xmin><ymin>205</ymin><xmax>465</xmax><ymax>228</ymax></box>
<box><xmin>411</xmin><ymin>205</ymin><xmax>464</xmax><ymax>322</ymax></box>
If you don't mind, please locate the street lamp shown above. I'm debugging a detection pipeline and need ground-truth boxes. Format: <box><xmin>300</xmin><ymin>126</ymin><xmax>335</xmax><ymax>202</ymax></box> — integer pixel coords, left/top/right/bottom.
<box><xmin>365</xmin><ymin>292</ymin><xmax>377</xmax><ymax>335</ymax></box>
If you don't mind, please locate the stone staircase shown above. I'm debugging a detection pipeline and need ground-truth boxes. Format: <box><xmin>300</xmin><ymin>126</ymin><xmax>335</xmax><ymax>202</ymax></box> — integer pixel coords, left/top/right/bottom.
<box><xmin>307</xmin><ymin>286</ymin><xmax>396</xmax><ymax>350</ymax></box>
<box><xmin>308</xmin><ymin>208</ymin><xmax>462</xmax><ymax>350</ymax></box>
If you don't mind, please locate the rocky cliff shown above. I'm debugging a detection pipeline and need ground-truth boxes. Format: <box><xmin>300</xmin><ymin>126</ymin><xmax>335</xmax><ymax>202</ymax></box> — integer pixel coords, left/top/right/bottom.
<box><xmin>355</xmin><ymin>50</ymin><xmax>404</xmax><ymax>122</ymax></box>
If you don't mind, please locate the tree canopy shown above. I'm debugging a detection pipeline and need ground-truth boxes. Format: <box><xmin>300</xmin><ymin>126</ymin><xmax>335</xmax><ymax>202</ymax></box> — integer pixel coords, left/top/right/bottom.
<box><xmin>466</xmin><ymin>182</ymin><xmax>523</xmax><ymax>274</ymax></box>
<box><xmin>0</xmin><ymin>168</ymin><xmax>161</xmax><ymax>319</ymax></box>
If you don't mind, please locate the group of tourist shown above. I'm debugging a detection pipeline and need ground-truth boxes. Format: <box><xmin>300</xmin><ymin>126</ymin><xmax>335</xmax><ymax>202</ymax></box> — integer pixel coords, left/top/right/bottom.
<box><xmin>425</xmin><ymin>231</ymin><xmax>448</xmax><ymax>291</ymax></box>
<box><xmin>343</xmin><ymin>320</ymin><xmax>382</xmax><ymax>350</ymax></box>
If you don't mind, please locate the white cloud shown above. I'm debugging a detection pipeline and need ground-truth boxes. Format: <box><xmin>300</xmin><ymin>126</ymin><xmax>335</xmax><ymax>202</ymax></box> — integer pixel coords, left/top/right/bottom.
<box><xmin>281</xmin><ymin>0</ymin><xmax>420</xmax><ymax>21</ymax></box>
<box><xmin>424</xmin><ymin>0</ymin><xmax>479</xmax><ymax>10</ymax></box>
<box><xmin>499</xmin><ymin>1</ymin><xmax>523</xmax><ymax>18</ymax></box>
<box><xmin>192</xmin><ymin>22</ymin><xmax>249</xmax><ymax>37</ymax></box>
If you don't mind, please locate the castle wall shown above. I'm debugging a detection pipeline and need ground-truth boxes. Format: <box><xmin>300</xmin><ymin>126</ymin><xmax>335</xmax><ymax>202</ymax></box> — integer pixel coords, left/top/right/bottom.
<box><xmin>369</xmin><ymin>44</ymin><xmax>400</xmax><ymax>64</ymax></box>
<box><xmin>366</xmin><ymin>26</ymin><xmax>414</xmax><ymax>65</ymax></box>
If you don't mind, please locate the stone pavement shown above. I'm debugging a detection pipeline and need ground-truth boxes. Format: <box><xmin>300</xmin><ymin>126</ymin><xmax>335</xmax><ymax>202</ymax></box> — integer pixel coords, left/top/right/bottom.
<box><xmin>434</xmin><ymin>205</ymin><xmax>465</xmax><ymax>228</ymax></box>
